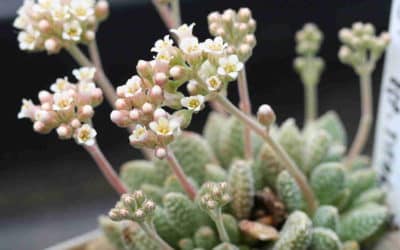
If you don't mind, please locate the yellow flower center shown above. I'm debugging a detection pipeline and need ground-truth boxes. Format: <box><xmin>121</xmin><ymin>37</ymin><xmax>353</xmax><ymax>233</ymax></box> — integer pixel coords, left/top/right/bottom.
<box><xmin>224</xmin><ymin>64</ymin><xmax>236</xmax><ymax>73</ymax></box>
<box><xmin>79</xmin><ymin>129</ymin><xmax>91</xmax><ymax>141</ymax></box>
<box><xmin>157</xmin><ymin>124</ymin><xmax>170</xmax><ymax>135</ymax></box>
<box><xmin>208</xmin><ymin>78</ymin><xmax>220</xmax><ymax>88</ymax></box>
<box><xmin>188</xmin><ymin>99</ymin><xmax>200</xmax><ymax>109</ymax></box>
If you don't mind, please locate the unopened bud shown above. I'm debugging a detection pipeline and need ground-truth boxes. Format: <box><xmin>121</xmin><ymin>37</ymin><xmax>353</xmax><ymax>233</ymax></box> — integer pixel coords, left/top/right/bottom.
<box><xmin>142</xmin><ymin>102</ymin><xmax>154</xmax><ymax>114</ymax></box>
<box><xmin>257</xmin><ymin>104</ymin><xmax>276</xmax><ymax>127</ymax></box>
<box><xmin>154</xmin><ymin>72</ymin><xmax>168</xmax><ymax>86</ymax></box>
<box><xmin>155</xmin><ymin>147</ymin><xmax>167</xmax><ymax>159</ymax></box>
<box><xmin>38</xmin><ymin>19</ymin><xmax>51</xmax><ymax>33</ymax></box>
<box><xmin>56</xmin><ymin>124</ymin><xmax>72</xmax><ymax>139</ymax></box>
<box><xmin>238</xmin><ymin>8</ymin><xmax>251</xmax><ymax>22</ymax></box>
<box><xmin>44</xmin><ymin>38</ymin><xmax>61</xmax><ymax>54</ymax></box>
<box><xmin>95</xmin><ymin>0</ymin><xmax>110</xmax><ymax>21</ymax></box>
<box><xmin>169</xmin><ymin>66</ymin><xmax>186</xmax><ymax>80</ymax></box>
<box><xmin>38</xmin><ymin>90</ymin><xmax>52</xmax><ymax>104</ymax></box>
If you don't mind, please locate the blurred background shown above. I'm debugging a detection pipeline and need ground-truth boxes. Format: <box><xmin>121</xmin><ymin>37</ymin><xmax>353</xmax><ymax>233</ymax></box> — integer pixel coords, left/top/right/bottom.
<box><xmin>0</xmin><ymin>0</ymin><xmax>392</xmax><ymax>249</ymax></box>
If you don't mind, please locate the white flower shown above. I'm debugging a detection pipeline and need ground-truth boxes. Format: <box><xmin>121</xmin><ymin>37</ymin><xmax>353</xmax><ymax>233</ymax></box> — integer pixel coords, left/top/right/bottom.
<box><xmin>18</xmin><ymin>99</ymin><xmax>36</xmax><ymax>119</ymax></box>
<box><xmin>180</xmin><ymin>37</ymin><xmax>202</xmax><ymax>56</ymax></box>
<box><xmin>155</xmin><ymin>50</ymin><xmax>173</xmax><ymax>63</ymax></box>
<box><xmin>124</xmin><ymin>75</ymin><xmax>142</xmax><ymax>97</ymax></box>
<box><xmin>13</xmin><ymin>16</ymin><xmax>28</xmax><ymax>29</ymax></box>
<box><xmin>205</xmin><ymin>76</ymin><xmax>223</xmax><ymax>91</ymax></box>
<box><xmin>75</xmin><ymin>124</ymin><xmax>97</xmax><ymax>146</ymax></box>
<box><xmin>151</xmin><ymin>35</ymin><xmax>173</xmax><ymax>53</ymax></box>
<box><xmin>180</xmin><ymin>95</ymin><xmax>205</xmax><ymax>112</ymax></box>
<box><xmin>70</xmin><ymin>0</ymin><xmax>94</xmax><ymax>21</ymax></box>
<box><xmin>62</xmin><ymin>21</ymin><xmax>82</xmax><ymax>41</ymax></box>
<box><xmin>73</xmin><ymin>67</ymin><xmax>96</xmax><ymax>81</ymax></box>
<box><xmin>51</xmin><ymin>4</ymin><xmax>70</xmax><ymax>22</ymax></box>
<box><xmin>50</xmin><ymin>77</ymin><xmax>72</xmax><ymax>93</ymax></box>
<box><xmin>129</xmin><ymin>124</ymin><xmax>147</xmax><ymax>143</ymax></box>
<box><xmin>171</xmin><ymin>23</ymin><xmax>195</xmax><ymax>41</ymax></box>
<box><xmin>78</xmin><ymin>81</ymin><xmax>96</xmax><ymax>94</ymax></box>
<box><xmin>38</xmin><ymin>0</ymin><xmax>57</xmax><ymax>11</ymax></box>
<box><xmin>217</xmin><ymin>55</ymin><xmax>244</xmax><ymax>79</ymax></box>
<box><xmin>149</xmin><ymin>117</ymin><xmax>179</xmax><ymax>136</ymax></box>
<box><xmin>202</xmin><ymin>36</ymin><xmax>227</xmax><ymax>56</ymax></box>
<box><xmin>18</xmin><ymin>28</ymin><xmax>40</xmax><ymax>51</ymax></box>
<box><xmin>53</xmin><ymin>92</ymin><xmax>74</xmax><ymax>111</ymax></box>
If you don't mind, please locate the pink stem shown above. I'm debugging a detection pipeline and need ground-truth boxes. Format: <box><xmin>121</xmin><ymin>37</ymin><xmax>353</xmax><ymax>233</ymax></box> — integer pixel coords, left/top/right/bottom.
<box><xmin>237</xmin><ymin>68</ymin><xmax>253</xmax><ymax>159</ymax></box>
<box><xmin>84</xmin><ymin>143</ymin><xmax>128</xmax><ymax>195</ymax></box>
<box><xmin>151</xmin><ymin>0</ymin><xmax>177</xmax><ymax>29</ymax></box>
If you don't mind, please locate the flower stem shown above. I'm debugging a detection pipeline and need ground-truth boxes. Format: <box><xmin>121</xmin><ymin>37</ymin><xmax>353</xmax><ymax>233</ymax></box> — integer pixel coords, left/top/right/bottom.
<box><xmin>346</xmin><ymin>72</ymin><xmax>372</xmax><ymax>166</ymax></box>
<box><xmin>84</xmin><ymin>143</ymin><xmax>128</xmax><ymax>195</ymax></box>
<box><xmin>304</xmin><ymin>83</ymin><xmax>317</xmax><ymax>126</ymax></box>
<box><xmin>213</xmin><ymin>93</ymin><xmax>317</xmax><ymax>214</ymax></box>
<box><xmin>151</xmin><ymin>0</ymin><xmax>177</xmax><ymax>29</ymax></box>
<box><xmin>140</xmin><ymin>222</ymin><xmax>174</xmax><ymax>250</ymax></box>
<box><xmin>237</xmin><ymin>68</ymin><xmax>253</xmax><ymax>159</ymax></box>
<box><xmin>165</xmin><ymin>147</ymin><xmax>197</xmax><ymax>200</ymax></box>
<box><xmin>212</xmin><ymin>208</ymin><xmax>230</xmax><ymax>243</ymax></box>
<box><xmin>171</xmin><ymin>0</ymin><xmax>181</xmax><ymax>26</ymax></box>
<box><xmin>67</xmin><ymin>44</ymin><xmax>117</xmax><ymax>106</ymax></box>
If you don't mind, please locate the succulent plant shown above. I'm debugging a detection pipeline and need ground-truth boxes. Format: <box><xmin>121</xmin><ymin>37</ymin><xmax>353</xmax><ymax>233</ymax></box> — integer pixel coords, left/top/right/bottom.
<box><xmin>14</xmin><ymin>1</ymin><xmax>394</xmax><ymax>249</ymax></box>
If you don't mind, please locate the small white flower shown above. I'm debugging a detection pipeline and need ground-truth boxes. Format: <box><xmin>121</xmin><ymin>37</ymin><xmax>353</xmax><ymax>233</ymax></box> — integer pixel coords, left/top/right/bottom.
<box><xmin>151</xmin><ymin>35</ymin><xmax>173</xmax><ymax>53</ymax></box>
<box><xmin>202</xmin><ymin>36</ymin><xmax>227</xmax><ymax>56</ymax></box>
<box><xmin>78</xmin><ymin>81</ymin><xmax>96</xmax><ymax>94</ymax></box>
<box><xmin>149</xmin><ymin>117</ymin><xmax>179</xmax><ymax>136</ymax></box>
<box><xmin>171</xmin><ymin>23</ymin><xmax>195</xmax><ymax>41</ymax></box>
<box><xmin>155</xmin><ymin>50</ymin><xmax>173</xmax><ymax>63</ymax></box>
<box><xmin>129</xmin><ymin>124</ymin><xmax>147</xmax><ymax>143</ymax></box>
<box><xmin>181</xmin><ymin>95</ymin><xmax>205</xmax><ymax>112</ymax></box>
<box><xmin>18</xmin><ymin>99</ymin><xmax>36</xmax><ymax>119</ymax></box>
<box><xmin>180</xmin><ymin>37</ymin><xmax>202</xmax><ymax>56</ymax></box>
<box><xmin>50</xmin><ymin>77</ymin><xmax>72</xmax><ymax>93</ymax></box>
<box><xmin>38</xmin><ymin>0</ymin><xmax>57</xmax><ymax>11</ymax></box>
<box><xmin>75</xmin><ymin>124</ymin><xmax>97</xmax><ymax>146</ymax></box>
<box><xmin>62</xmin><ymin>20</ymin><xmax>82</xmax><ymax>41</ymax></box>
<box><xmin>205</xmin><ymin>76</ymin><xmax>223</xmax><ymax>91</ymax></box>
<box><xmin>124</xmin><ymin>75</ymin><xmax>142</xmax><ymax>97</ymax></box>
<box><xmin>217</xmin><ymin>55</ymin><xmax>244</xmax><ymax>79</ymax></box>
<box><xmin>13</xmin><ymin>16</ymin><xmax>28</xmax><ymax>29</ymax></box>
<box><xmin>73</xmin><ymin>67</ymin><xmax>96</xmax><ymax>81</ymax></box>
<box><xmin>70</xmin><ymin>0</ymin><xmax>94</xmax><ymax>21</ymax></box>
<box><xmin>51</xmin><ymin>4</ymin><xmax>70</xmax><ymax>22</ymax></box>
<box><xmin>18</xmin><ymin>28</ymin><xmax>40</xmax><ymax>51</ymax></box>
<box><xmin>53</xmin><ymin>92</ymin><xmax>74</xmax><ymax>111</ymax></box>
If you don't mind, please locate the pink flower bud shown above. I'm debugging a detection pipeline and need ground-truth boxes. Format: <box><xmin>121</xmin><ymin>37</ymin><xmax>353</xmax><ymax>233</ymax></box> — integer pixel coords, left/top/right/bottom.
<box><xmin>153</xmin><ymin>108</ymin><xmax>168</xmax><ymax>120</ymax></box>
<box><xmin>248</xmin><ymin>19</ymin><xmax>257</xmax><ymax>33</ymax></box>
<box><xmin>244</xmin><ymin>34</ymin><xmax>257</xmax><ymax>48</ymax></box>
<box><xmin>216</xmin><ymin>27</ymin><xmax>225</xmax><ymax>37</ymax></box>
<box><xmin>80</xmin><ymin>105</ymin><xmax>94</xmax><ymax>120</ymax></box>
<box><xmin>39</xmin><ymin>19</ymin><xmax>51</xmax><ymax>33</ymax></box>
<box><xmin>209</xmin><ymin>22</ymin><xmax>219</xmax><ymax>35</ymax></box>
<box><xmin>110</xmin><ymin>110</ymin><xmax>131</xmax><ymax>127</ymax></box>
<box><xmin>154</xmin><ymin>72</ymin><xmax>168</xmax><ymax>86</ymax></box>
<box><xmin>155</xmin><ymin>147</ymin><xmax>167</xmax><ymax>159</ymax></box>
<box><xmin>257</xmin><ymin>104</ymin><xmax>276</xmax><ymax>127</ymax></box>
<box><xmin>238</xmin><ymin>8</ymin><xmax>252</xmax><ymax>22</ymax></box>
<box><xmin>208</xmin><ymin>11</ymin><xmax>220</xmax><ymax>23</ymax></box>
<box><xmin>95</xmin><ymin>0</ymin><xmax>110</xmax><ymax>20</ymax></box>
<box><xmin>239</xmin><ymin>23</ymin><xmax>248</xmax><ymax>34</ymax></box>
<box><xmin>150</xmin><ymin>85</ymin><xmax>163</xmax><ymax>105</ymax></box>
<box><xmin>142</xmin><ymin>102</ymin><xmax>154</xmax><ymax>114</ymax></box>
<box><xmin>115</xmin><ymin>98</ymin><xmax>129</xmax><ymax>110</ymax></box>
<box><xmin>56</xmin><ymin>124</ymin><xmax>73</xmax><ymax>139</ymax></box>
<box><xmin>129</xmin><ymin>109</ymin><xmax>141</xmax><ymax>120</ymax></box>
<box><xmin>45</xmin><ymin>38</ymin><xmax>61</xmax><ymax>54</ymax></box>
<box><xmin>70</xmin><ymin>118</ymin><xmax>81</xmax><ymax>129</ymax></box>
<box><xmin>38</xmin><ymin>90</ymin><xmax>53</xmax><ymax>104</ymax></box>
<box><xmin>41</xmin><ymin>102</ymin><xmax>52</xmax><ymax>111</ymax></box>
<box><xmin>136</xmin><ymin>60</ymin><xmax>152</xmax><ymax>78</ymax></box>
<box><xmin>85</xmin><ymin>30</ymin><xmax>95</xmax><ymax>42</ymax></box>
<box><xmin>33</xmin><ymin>121</ymin><xmax>48</xmax><ymax>134</ymax></box>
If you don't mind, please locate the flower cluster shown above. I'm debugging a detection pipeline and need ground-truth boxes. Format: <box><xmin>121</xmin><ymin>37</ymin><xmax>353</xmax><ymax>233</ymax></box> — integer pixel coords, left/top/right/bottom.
<box><xmin>18</xmin><ymin>67</ymin><xmax>103</xmax><ymax>146</ymax></box>
<box><xmin>111</xmin><ymin>24</ymin><xmax>244</xmax><ymax>155</ymax></box>
<box><xmin>109</xmin><ymin>190</ymin><xmax>156</xmax><ymax>223</ymax></box>
<box><xmin>14</xmin><ymin>0</ymin><xmax>109</xmax><ymax>54</ymax></box>
<box><xmin>338</xmin><ymin>22</ymin><xmax>390</xmax><ymax>73</ymax></box>
<box><xmin>207</xmin><ymin>8</ymin><xmax>257</xmax><ymax>62</ymax></box>
<box><xmin>293</xmin><ymin>23</ymin><xmax>325</xmax><ymax>87</ymax></box>
<box><xmin>198</xmin><ymin>182</ymin><xmax>231</xmax><ymax>211</ymax></box>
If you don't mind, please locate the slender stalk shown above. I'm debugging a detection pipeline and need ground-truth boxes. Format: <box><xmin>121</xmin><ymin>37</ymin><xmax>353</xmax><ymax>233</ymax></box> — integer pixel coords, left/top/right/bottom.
<box><xmin>141</xmin><ymin>222</ymin><xmax>174</xmax><ymax>250</ymax></box>
<box><xmin>213</xmin><ymin>93</ymin><xmax>317</xmax><ymax>214</ymax></box>
<box><xmin>346</xmin><ymin>72</ymin><xmax>372</xmax><ymax>166</ymax></box>
<box><xmin>165</xmin><ymin>147</ymin><xmax>197</xmax><ymax>200</ymax></box>
<box><xmin>151</xmin><ymin>0</ymin><xmax>177</xmax><ymax>29</ymax></box>
<box><xmin>213</xmin><ymin>208</ymin><xmax>230</xmax><ymax>243</ymax></box>
<box><xmin>304</xmin><ymin>83</ymin><xmax>317</xmax><ymax>126</ymax></box>
<box><xmin>237</xmin><ymin>68</ymin><xmax>253</xmax><ymax>159</ymax></box>
<box><xmin>171</xmin><ymin>0</ymin><xmax>181</xmax><ymax>26</ymax></box>
<box><xmin>84</xmin><ymin>143</ymin><xmax>128</xmax><ymax>195</ymax></box>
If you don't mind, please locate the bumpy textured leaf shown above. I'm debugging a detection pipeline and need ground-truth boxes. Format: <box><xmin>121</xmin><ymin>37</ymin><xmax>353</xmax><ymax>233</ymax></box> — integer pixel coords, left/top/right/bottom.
<box><xmin>120</xmin><ymin>160</ymin><xmax>165</xmax><ymax>191</ymax></box>
<box><xmin>228</xmin><ymin>160</ymin><xmax>255</xmax><ymax>219</ymax></box>
<box><xmin>213</xmin><ymin>243</ymin><xmax>240</xmax><ymax>250</ymax></box>
<box><xmin>140</xmin><ymin>184</ymin><xmax>164</xmax><ymax>204</ymax></box>
<box><xmin>153</xmin><ymin>207</ymin><xmax>181</xmax><ymax>246</ymax></box>
<box><xmin>205</xmin><ymin>164</ymin><xmax>227</xmax><ymax>182</ymax></box>
<box><xmin>219</xmin><ymin>117</ymin><xmax>245</xmax><ymax>167</ymax></box>
<box><xmin>310</xmin><ymin>227</ymin><xmax>342</xmax><ymax>250</ymax></box>
<box><xmin>303</xmin><ymin>130</ymin><xmax>330</xmax><ymax>174</ymax></box>
<box><xmin>351</xmin><ymin>188</ymin><xmax>386</xmax><ymax>208</ymax></box>
<box><xmin>310</xmin><ymin>162</ymin><xmax>346</xmax><ymax>205</ymax></box>
<box><xmin>332</xmin><ymin>188</ymin><xmax>351</xmax><ymax>211</ymax></box>
<box><xmin>338</xmin><ymin>203</ymin><xmax>389</xmax><ymax>242</ymax></box>
<box><xmin>223</xmin><ymin>213</ymin><xmax>240</xmax><ymax>244</ymax></box>
<box><xmin>155</xmin><ymin>132</ymin><xmax>215</xmax><ymax>184</ymax></box>
<box><xmin>272</xmin><ymin>211</ymin><xmax>313</xmax><ymax>250</ymax></box>
<box><xmin>163</xmin><ymin>192</ymin><xmax>200</xmax><ymax>237</ymax></box>
<box><xmin>276</xmin><ymin>170</ymin><xmax>305</xmax><ymax>212</ymax></box>
<box><xmin>98</xmin><ymin>216</ymin><xmax>125</xmax><ymax>250</ymax></box>
<box><xmin>194</xmin><ymin>226</ymin><xmax>218</xmax><ymax>249</ymax></box>
<box><xmin>122</xmin><ymin>224</ymin><xmax>160</xmax><ymax>250</ymax></box>
<box><xmin>323</xmin><ymin>143</ymin><xmax>346</xmax><ymax>162</ymax></box>
<box><xmin>316</xmin><ymin>111</ymin><xmax>347</xmax><ymax>145</ymax></box>
<box><xmin>278</xmin><ymin>118</ymin><xmax>303</xmax><ymax>167</ymax></box>
<box><xmin>203</xmin><ymin>112</ymin><xmax>226</xmax><ymax>163</ymax></box>
<box><xmin>312</xmin><ymin>205</ymin><xmax>339</xmax><ymax>231</ymax></box>
<box><xmin>348</xmin><ymin>156</ymin><xmax>370</xmax><ymax>171</ymax></box>
<box><xmin>252</xmin><ymin>143</ymin><xmax>285</xmax><ymax>189</ymax></box>
<box><xmin>347</xmin><ymin>169</ymin><xmax>378</xmax><ymax>200</ymax></box>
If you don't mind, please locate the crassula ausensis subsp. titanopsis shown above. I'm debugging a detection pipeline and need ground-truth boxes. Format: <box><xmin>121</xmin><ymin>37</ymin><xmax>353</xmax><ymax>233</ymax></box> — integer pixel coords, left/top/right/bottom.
<box><xmin>15</xmin><ymin>1</ymin><xmax>394</xmax><ymax>250</ymax></box>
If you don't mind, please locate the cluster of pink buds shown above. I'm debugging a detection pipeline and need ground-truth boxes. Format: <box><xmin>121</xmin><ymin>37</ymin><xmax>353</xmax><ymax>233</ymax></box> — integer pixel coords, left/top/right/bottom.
<box><xmin>14</xmin><ymin>0</ymin><xmax>109</xmax><ymax>54</ymax></box>
<box><xmin>207</xmin><ymin>8</ymin><xmax>257</xmax><ymax>62</ymax></box>
<box><xmin>18</xmin><ymin>67</ymin><xmax>103</xmax><ymax>146</ymax></box>
<box><xmin>111</xmin><ymin>24</ymin><xmax>244</xmax><ymax>157</ymax></box>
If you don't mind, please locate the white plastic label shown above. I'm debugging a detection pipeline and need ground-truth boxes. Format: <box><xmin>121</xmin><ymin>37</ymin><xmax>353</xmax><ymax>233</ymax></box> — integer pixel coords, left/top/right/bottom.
<box><xmin>373</xmin><ymin>0</ymin><xmax>400</xmax><ymax>226</ymax></box>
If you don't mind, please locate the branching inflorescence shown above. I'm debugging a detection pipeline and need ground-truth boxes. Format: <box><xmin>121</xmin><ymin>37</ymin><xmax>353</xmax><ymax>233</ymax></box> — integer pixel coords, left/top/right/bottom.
<box><xmin>15</xmin><ymin>1</ymin><xmax>394</xmax><ymax>250</ymax></box>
